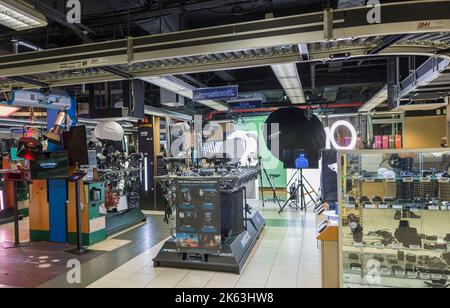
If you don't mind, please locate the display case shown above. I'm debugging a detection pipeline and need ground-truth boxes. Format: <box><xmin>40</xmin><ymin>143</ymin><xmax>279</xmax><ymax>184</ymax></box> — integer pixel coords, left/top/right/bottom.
<box><xmin>338</xmin><ymin>149</ymin><xmax>450</xmax><ymax>288</ymax></box>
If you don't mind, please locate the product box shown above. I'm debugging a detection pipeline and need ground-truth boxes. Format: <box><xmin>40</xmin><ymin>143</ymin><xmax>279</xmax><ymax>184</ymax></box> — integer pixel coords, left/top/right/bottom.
<box><xmin>375</xmin><ymin>136</ymin><xmax>382</xmax><ymax>149</ymax></box>
<box><xmin>395</xmin><ymin>135</ymin><xmax>402</xmax><ymax>149</ymax></box>
<box><xmin>382</xmin><ymin>135</ymin><xmax>389</xmax><ymax>149</ymax></box>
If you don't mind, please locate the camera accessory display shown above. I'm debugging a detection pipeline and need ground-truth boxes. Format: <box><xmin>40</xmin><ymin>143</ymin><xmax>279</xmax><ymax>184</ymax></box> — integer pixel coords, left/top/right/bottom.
<box><xmin>350</xmin><ymin>263</ymin><xmax>362</xmax><ymax>271</ymax></box>
<box><xmin>392</xmin><ymin>265</ymin><xmax>405</xmax><ymax>273</ymax></box>
<box><xmin>340</xmin><ymin>150</ymin><xmax>450</xmax><ymax>288</ymax></box>
<box><xmin>348</xmin><ymin>213</ymin><xmax>363</xmax><ymax>243</ymax></box>
<box><xmin>425</xmin><ymin>243</ymin><xmax>448</xmax><ymax>250</ymax></box>
<box><xmin>380</xmin><ymin>266</ymin><xmax>391</xmax><ymax>275</ymax></box>
<box><xmin>348</xmin><ymin>253</ymin><xmax>360</xmax><ymax>261</ymax></box>
<box><xmin>445</xmin><ymin>234</ymin><xmax>450</xmax><ymax>242</ymax></box>
<box><xmin>418</xmin><ymin>255</ymin><xmax>431</xmax><ymax>267</ymax></box>
<box><xmin>394</xmin><ymin>220</ymin><xmax>422</xmax><ymax>248</ymax></box>
<box><xmin>405</xmin><ymin>263</ymin><xmax>416</xmax><ymax>273</ymax></box>
<box><xmin>376</xmin><ymin>230</ymin><xmax>396</xmax><ymax>246</ymax></box>
<box><xmin>406</xmin><ymin>253</ymin><xmax>417</xmax><ymax>263</ymax></box>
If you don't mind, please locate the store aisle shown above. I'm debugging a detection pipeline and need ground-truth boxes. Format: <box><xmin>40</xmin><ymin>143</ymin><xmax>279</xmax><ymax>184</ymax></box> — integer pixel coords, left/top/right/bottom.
<box><xmin>88</xmin><ymin>203</ymin><xmax>322</xmax><ymax>288</ymax></box>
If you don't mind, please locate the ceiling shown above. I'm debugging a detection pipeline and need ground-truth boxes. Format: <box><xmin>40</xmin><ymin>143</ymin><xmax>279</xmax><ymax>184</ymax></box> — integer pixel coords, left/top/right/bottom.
<box><xmin>0</xmin><ymin>0</ymin><xmax>449</xmax><ymax>119</ymax></box>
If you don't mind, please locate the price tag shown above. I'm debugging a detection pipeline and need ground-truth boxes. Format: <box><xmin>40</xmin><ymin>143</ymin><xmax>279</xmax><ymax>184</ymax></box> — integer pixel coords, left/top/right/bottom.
<box><xmin>392</xmin><ymin>205</ymin><xmax>403</xmax><ymax>210</ymax></box>
<box><xmin>385</xmin><ymin>178</ymin><xmax>397</xmax><ymax>183</ymax></box>
<box><xmin>438</xmin><ymin>177</ymin><xmax>450</xmax><ymax>183</ymax></box>
<box><xmin>403</xmin><ymin>177</ymin><xmax>414</xmax><ymax>183</ymax></box>
<box><xmin>437</xmin><ymin>239</ymin><xmax>445</xmax><ymax>244</ymax></box>
<box><xmin>395</xmin><ymin>270</ymin><xmax>405</xmax><ymax>276</ymax></box>
<box><xmin>364</xmin><ymin>177</ymin><xmax>375</xmax><ymax>183</ymax></box>
<box><xmin>378</xmin><ymin>204</ymin><xmax>390</xmax><ymax>209</ymax></box>
<box><xmin>428</xmin><ymin>206</ymin><xmax>440</xmax><ymax>211</ymax></box>
<box><xmin>420</xmin><ymin>177</ymin><xmax>431</xmax><ymax>183</ymax></box>
<box><xmin>353</xmin><ymin>242</ymin><xmax>364</xmax><ymax>248</ymax></box>
<box><xmin>352</xmin><ymin>175</ymin><xmax>362</xmax><ymax>180</ymax></box>
<box><xmin>364</xmin><ymin>204</ymin><xmax>377</xmax><ymax>209</ymax></box>
<box><xmin>409</xmin><ymin>245</ymin><xmax>421</xmax><ymax>250</ymax></box>
<box><xmin>420</xmin><ymin>273</ymin><xmax>431</xmax><ymax>280</ymax></box>
<box><xmin>392</xmin><ymin>243</ymin><xmax>403</xmax><ymax>250</ymax></box>
<box><xmin>346</xmin><ymin>203</ymin><xmax>356</xmax><ymax>209</ymax></box>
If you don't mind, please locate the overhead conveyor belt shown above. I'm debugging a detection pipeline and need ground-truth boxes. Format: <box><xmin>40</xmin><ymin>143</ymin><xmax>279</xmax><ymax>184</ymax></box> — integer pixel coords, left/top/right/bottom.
<box><xmin>1</xmin><ymin>0</ymin><xmax>450</xmax><ymax>91</ymax></box>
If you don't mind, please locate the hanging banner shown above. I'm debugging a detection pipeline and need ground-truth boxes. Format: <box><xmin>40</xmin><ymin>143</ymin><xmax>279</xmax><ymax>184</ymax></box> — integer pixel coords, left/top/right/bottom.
<box><xmin>175</xmin><ymin>179</ymin><xmax>222</xmax><ymax>254</ymax></box>
<box><xmin>228</xmin><ymin>99</ymin><xmax>262</xmax><ymax>110</ymax></box>
<box><xmin>193</xmin><ymin>85</ymin><xmax>239</xmax><ymax>101</ymax></box>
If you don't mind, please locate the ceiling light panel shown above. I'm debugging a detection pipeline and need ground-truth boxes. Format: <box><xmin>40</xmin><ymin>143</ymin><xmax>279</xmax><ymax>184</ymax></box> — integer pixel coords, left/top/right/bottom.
<box><xmin>0</xmin><ymin>0</ymin><xmax>47</xmax><ymax>31</ymax></box>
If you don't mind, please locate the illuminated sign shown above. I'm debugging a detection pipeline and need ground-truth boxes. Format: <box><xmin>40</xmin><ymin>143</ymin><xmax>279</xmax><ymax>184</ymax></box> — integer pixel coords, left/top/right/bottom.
<box><xmin>325</xmin><ymin>120</ymin><xmax>358</xmax><ymax>150</ymax></box>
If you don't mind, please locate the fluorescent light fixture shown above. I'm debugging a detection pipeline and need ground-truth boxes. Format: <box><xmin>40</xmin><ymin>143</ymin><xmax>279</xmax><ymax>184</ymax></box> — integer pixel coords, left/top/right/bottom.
<box><xmin>0</xmin><ymin>105</ymin><xmax>20</xmax><ymax>117</ymax></box>
<box><xmin>271</xmin><ymin>64</ymin><xmax>306</xmax><ymax>105</ymax></box>
<box><xmin>358</xmin><ymin>86</ymin><xmax>388</xmax><ymax>113</ymax></box>
<box><xmin>0</xmin><ymin>0</ymin><xmax>47</xmax><ymax>31</ymax></box>
<box><xmin>271</xmin><ymin>64</ymin><xmax>298</xmax><ymax>78</ymax></box>
<box><xmin>140</xmin><ymin>76</ymin><xmax>228</xmax><ymax>111</ymax></box>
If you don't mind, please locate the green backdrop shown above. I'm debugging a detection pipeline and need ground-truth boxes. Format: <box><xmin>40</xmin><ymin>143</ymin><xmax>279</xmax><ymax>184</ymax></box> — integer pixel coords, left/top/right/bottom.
<box><xmin>236</xmin><ymin>116</ymin><xmax>287</xmax><ymax>188</ymax></box>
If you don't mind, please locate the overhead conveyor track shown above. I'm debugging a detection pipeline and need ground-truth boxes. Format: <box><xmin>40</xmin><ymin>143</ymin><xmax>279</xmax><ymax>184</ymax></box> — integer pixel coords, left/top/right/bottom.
<box><xmin>1</xmin><ymin>0</ymin><xmax>450</xmax><ymax>91</ymax></box>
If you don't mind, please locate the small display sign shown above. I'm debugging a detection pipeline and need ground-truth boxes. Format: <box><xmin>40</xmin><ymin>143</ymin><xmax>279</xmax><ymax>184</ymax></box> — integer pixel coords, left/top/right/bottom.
<box><xmin>175</xmin><ymin>180</ymin><xmax>222</xmax><ymax>253</ymax></box>
<box><xmin>193</xmin><ymin>85</ymin><xmax>239</xmax><ymax>101</ymax></box>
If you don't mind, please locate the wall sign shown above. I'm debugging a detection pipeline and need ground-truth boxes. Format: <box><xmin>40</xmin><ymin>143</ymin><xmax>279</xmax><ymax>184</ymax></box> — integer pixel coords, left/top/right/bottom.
<box><xmin>193</xmin><ymin>85</ymin><xmax>239</xmax><ymax>101</ymax></box>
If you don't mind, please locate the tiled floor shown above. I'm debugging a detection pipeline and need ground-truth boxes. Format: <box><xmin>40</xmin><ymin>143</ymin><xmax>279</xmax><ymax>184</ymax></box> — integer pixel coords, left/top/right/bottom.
<box><xmin>88</xmin><ymin>201</ymin><xmax>322</xmax><ymax>288</ymax></box>
<box><xmin>0</xmin><ymin>217</ymin><xmax>30</xmax><ymax>244</ymax></box>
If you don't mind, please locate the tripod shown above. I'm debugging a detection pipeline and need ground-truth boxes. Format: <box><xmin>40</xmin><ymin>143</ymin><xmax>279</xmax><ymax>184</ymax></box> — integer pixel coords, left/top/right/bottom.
<box><xmin>279</xmin><ymin>169</ymin><xmax>320</xmax><ymax>213</ymax></box>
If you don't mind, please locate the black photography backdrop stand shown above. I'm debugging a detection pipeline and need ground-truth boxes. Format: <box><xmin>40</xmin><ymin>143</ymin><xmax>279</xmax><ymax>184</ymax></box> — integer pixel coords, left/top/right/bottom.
<box><xmin>279</xmin><ymin>168</ymin><xmax>320</xmax><ymax>213</ymax></box>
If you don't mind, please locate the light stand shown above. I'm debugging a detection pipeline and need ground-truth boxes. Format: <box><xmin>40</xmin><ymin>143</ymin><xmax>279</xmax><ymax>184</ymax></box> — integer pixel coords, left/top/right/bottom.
<box><xmin>279</xmin><ymin>168</ymin><xmax>320</xmax><ymax>213</ymax></box>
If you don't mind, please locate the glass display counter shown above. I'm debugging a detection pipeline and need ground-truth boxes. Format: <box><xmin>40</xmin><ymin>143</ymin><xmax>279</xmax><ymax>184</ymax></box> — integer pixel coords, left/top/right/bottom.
<box><xmin>338</xmin><ymin>149</ymin><xmax>450</xmax><ymax>288</ymax></box>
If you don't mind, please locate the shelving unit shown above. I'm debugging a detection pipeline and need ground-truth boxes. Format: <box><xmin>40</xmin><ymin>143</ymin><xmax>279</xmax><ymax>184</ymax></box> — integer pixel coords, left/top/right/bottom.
<box><xmin>338</xmin><ymin>149</ymin><xmax>450</xmax><ymax>288</ymax></box>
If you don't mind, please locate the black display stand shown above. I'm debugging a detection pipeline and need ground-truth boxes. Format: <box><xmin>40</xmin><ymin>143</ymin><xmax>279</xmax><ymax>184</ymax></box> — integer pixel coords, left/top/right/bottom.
<box><xmin>153</xmin><ymin>211</ymin><xmax>265</xmax><ymax>274</ymax></box>
<box><xmin>66</xmin><ymin>171</ymin><xmax>90</xmax><ymax>255</ymax></box>
<box><xmin>3</xmin><ymin>180</ymin><xmax>30</xmax><ymax>249</ymax></box>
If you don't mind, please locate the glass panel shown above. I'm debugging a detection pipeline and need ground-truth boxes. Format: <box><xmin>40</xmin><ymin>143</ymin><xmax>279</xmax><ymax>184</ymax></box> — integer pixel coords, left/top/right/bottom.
<box><xmin>339</xmin><ymin>150</ymin><xmax>450</xmax><ymax>288</ymax></box>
